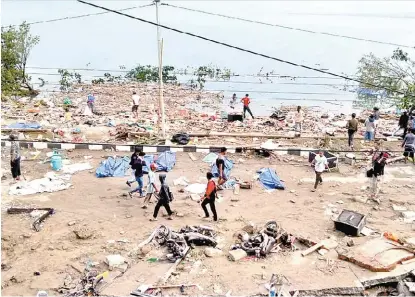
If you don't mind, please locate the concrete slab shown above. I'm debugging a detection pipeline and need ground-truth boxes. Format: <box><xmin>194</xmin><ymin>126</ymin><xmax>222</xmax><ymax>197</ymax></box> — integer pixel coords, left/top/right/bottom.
<box><xmin>338</xmin><ymin>238</ymin><xmax>414</xmax><ymax>272</ymax></box>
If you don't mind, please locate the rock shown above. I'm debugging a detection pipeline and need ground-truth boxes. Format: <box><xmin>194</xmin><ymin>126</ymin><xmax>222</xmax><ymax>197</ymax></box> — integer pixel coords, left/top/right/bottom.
<box><xmin>347</xmin><ymin>239</ymin><xmax>354</xmax><ymax>247</ymax></box>
<box><xmin>230</xmin><ymin>198</ymin><xmax>240</xmax><ymax>202</ymax></box>
<box><xmin>190</xmin><ymin>194</ymin><xmax>200</xmax><ymax>201</ymax></box>
<box><xmin>289</xmin><ymin>200</ymin><xmax>296</xmax><ymax>203</ymax></box>
<box><xmin>392</xmin><ymin>205</ymin><xmax>407</xmax><ymax>211</ymax></box>
<box><xmin>213</xmin><ymin>284</ymin><xmax>223</xmax><ymax>294</ymax></box>
<box><xmin>290</xmin><ymin>190</ymin><xmax>296</xmax><ymax>193</ymax></box>
<box><xmin>401</xmin><ymin>211</ymin><xmax>415</xmax><ymax>221</ymax></box>
<box><xmin>360</xmin><ymin>186</ymin><xmax>369</xmax><ymax>191</ymax></box>
<box><xmin>116</xmin><ymin>263</ymin><xmax>129</xmax><ymax>273</ymax></box>
<box><xmin>204</xmin><ymin>247</ymin><xmax>223</xmax><ymax>258</ymax></box>
<box><xmin>336</xmin><ymin>200</ymin><xmax>344</xmax><ymax>204</ymax></box>
<box><xmin>176</xmin><ymin>213</ymin><xmax>184</xmax><ymax>217</ymax></box>
<box><xmin>67</xmin><ymin>221</ymin><xmax>76</xmax><ymax>226</ymax></box>
<box><xmin>171</xmin><ymin>271</ymin><xmax>180</xmax><ymax>276</ymax></box>
<box><xmin>139</xmin><ymin>245</ymin><xmax>152</xmax><ymax>256</ymax></box>
<box><xmin>105</xmin><ymin>254</ymin><xmax>125</xmax><ymax>269</ymax></box>
<box><xmin>229</xmin><ymin>249</ymin><xmax>247</xmax><ymax>261</ymax></box>
<box><xmin>242</xmin><ymin>222</ymin><xmax>256</xmax><ymax>234</ymax></box>
<box><xmin>352</xmin><ymin>196</ymin><xmax>368</xmax><ymax>204</ymax></box>
<box><xmin>73</xmin><ymin>227</ymin><xmax>94</xmax><ymax>240</ymax></box>
<box><xmin>30</xmin><ymin>210</ymin><xmax>47</xmax><ymax>218</ymax></box>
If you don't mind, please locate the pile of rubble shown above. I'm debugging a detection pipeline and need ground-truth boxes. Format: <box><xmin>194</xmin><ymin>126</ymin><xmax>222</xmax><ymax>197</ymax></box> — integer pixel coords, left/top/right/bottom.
<box><xmin>1</xmin><ymin>82</ymin><xmax>405</xmax><ymax>145</ymax></box>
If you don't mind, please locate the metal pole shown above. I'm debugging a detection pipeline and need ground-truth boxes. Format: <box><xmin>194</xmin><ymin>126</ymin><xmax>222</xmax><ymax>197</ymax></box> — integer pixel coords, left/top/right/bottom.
<box><xmin>155</xmin><ymin>0</ymin><xmax>166</xmax><ymax>138</ymax></box>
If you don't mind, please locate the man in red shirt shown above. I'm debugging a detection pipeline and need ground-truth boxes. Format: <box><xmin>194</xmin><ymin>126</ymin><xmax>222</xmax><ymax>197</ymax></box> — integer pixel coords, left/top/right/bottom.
<box><xmin>200</xmin><ymin>172</ymin><xmax>218</xmax><ymax>222</ymax></box>
<box><xmin>241</xmin><ymin>94</ymin><xmax>254</xmax><ymax>119</ymax></box>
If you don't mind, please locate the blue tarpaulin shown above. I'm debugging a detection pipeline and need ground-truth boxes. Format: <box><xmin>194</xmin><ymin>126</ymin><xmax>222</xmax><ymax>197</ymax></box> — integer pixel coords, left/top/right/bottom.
<box><xmin>258</xmin><ymin>168</ymin><xmax>285</xmax><ymax>190</ymax></box>
<box><xmin>7</xmin><ymin>122</ymin><xmax>41</xmax><ymax>129</ymax></box>
<box><xmin>155</xmin><ymin>151</ymin><xmax>176</xmax><ymax>172</ymax></box>
<box><xmin>96</xmin><ymin>156</ymin><xmax>130</xmax><ymax>178</ymax></box>
<box><xmin>211</xmin><ymin>157</ymin><xmax>234</xmax><ymax>179</ymax></box>
<box><xmin>142</xmin><ymin>152</ymin><xmax>176</xmax><ymax>173</ymax></box>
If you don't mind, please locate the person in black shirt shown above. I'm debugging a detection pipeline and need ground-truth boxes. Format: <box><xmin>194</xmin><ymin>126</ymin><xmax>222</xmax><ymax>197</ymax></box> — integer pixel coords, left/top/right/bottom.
<box><xmin>393</xmin><ymin>111</ymin><xmax>409</xmax><ymax>138</ymax></box>
<box><xmin>127</xmin><ymin>148</ymin><xmax>146</xmax><ymax>197</ymax></box>
<box><xmin>216</xmin><ymin>147</ymin><xmax>227</xmax><ymax>190</ymax></box>
<box><xmin>150</xmin><ymin>174</ymin><xmax>174</xmax><ymax>221</ymax></box>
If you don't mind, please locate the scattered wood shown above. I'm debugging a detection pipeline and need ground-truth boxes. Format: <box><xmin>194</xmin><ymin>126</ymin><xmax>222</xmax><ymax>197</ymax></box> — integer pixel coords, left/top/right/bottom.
<box><xmin>7</xmin><ymin>207</ymin><xmax>54</xmax><ymax>232</ymax></box>
<box><xmin>301</xmin><ymin>239</ymin><xmax>337</xmax><ymax>257</ymax></box>
<box><xmin>159</xmin><ymin>246</ymin><xmax>190</xmax><ymax>284</ymax></box>
<box><xmin>188</xmin><ymin>153</ymin><xmax>197</xmax><ymax>161</ymax></box>
<box><xmin>128</xmin><ymin>227</ymin><xmax>159</xmax><ymax>257</ymax></box>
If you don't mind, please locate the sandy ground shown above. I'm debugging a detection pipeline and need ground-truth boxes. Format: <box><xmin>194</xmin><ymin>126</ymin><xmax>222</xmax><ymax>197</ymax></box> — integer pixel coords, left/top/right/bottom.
<box><xmin>1</xmin><ymin>148</ymin><xmax>414</xmax><ymax>296</ymax></box>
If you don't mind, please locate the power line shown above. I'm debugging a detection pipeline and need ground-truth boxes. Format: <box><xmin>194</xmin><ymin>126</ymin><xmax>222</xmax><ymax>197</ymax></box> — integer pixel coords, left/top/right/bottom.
<box><xmin>25</xmin><ymin>66</ymin><xmax>352</xmax><ymax>80</ymax></box>
<box><xmin>29</xmin><ymin>79</ymin><xmax>355</xmax><ymax>87</ymax></box>
<box><xmin>1</xmin><ymin>3</ymin><xmax>154</xmax><ymax>28</ymax></box>
<box><xmin>76</xmin><ymin>0</ymin><xmax>412</xmax><ymax>99</ymax></box>
<box><xmin>161</xmin><ymin>3</ymin><xmax>415</xmax><ymax>49</ymax></box>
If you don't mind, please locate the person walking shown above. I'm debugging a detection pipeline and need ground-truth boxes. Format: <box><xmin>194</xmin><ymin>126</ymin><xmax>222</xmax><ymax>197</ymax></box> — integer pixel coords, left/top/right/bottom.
<box><xmin>402</xmin><ymin>129</ymin><xmax>415</xmax><ymax>164</ymax></box>
<box><xmin>367</xmin><ymin>144</ymin><xmax>390</xmax><ymax>201</ymax></box>
<box><xmin>9</xmin><ymin>134</ymin><xmax>21</xmax><ymax>182</ymax></box>
<box><xmin>373</xmin><ymin>107</ymin><xmax>380</xmax><ymax>137</ymax></box>
<box><xmin>241</xmin><ymin>94</ymin><xmax>254</xmax><ymax>119</ymax></box>
<box><xmin>216</xmin><ymin>147</ymin><xmax>227</xmax><ymax>190</ymax></box>
<box><xmin>346</xmin><ymin>113</ymin><xmax>359</xmax><ymax>149</ymax></box>
<box><xmin>230</xmin><ymin>93</ymin><xmax>237</xmax><ymax>109</ymax></box>
<box><xmin>294</xmin><ymin>106</ymin><xmax>304</xmax><ymax>133</ymax></box>
<box><xmin>392</xmin><ymin>111</ymin><xmax>409</xmax><ymax>138</ymax></box>
<box><xmin>364</xmin><ymin>114</ymin><xmax>376</xmax><ymax>141</ymax></box>
<box><xmin>310</xmin><ymin>150</ymin><xmax>328</xmax><ymax>192</ymax></box>
<box><xmin>87</xmin><ymin>93</ymin><xmax>95</xmax><ymax>114</ymax></box>
<box><xmin>131</xmin><ymin>91</ymin><xmax>140</xmax><ymax>119</ymax></box>
<box><xmin>200</xmin><ymin>172</ymin><xmax>218</xmax><ymax>222</ymax></box>
<box><xmin>150</xmin><ymin>174</ymin><xmax>173</xmax><ymax>221</ymax></box>
<box><xmin>127</xmin><ymin>149</ymin><xmax>146</xmax><ymax>198</ymax></box>
<box><xmin>142</xmin><ymin>163</ymin><xmax>158</xmax><ymax>209</ymax></box>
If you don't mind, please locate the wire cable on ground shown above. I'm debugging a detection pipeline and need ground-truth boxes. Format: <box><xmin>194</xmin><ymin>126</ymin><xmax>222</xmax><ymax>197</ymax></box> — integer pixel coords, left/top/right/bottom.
<box><xmin>75</xmin><ymin>0</ymin><xmax>413</xmax><ymax>99</ymax></box>
<box><xmin>161</xmin><ymin>3</ymin><xmax>414</xmax><ymax>49</ymax></box>
<box><xmin>1</xmin><ymin>3</ymin><xmax>154</xmax><ymax>28</ymax></box>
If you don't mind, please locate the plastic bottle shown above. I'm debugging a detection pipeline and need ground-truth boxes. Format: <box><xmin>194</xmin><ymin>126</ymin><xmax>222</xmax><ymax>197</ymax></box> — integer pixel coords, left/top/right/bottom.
<box><xmin>269</xmin><ymin>285</ymin><xmax>276</xmax><ymax>297</ymax></box>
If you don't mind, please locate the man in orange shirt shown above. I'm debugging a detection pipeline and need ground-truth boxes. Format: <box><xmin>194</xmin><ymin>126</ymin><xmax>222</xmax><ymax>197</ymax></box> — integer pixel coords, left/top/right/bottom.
<box><xmin>241</xmin><ymin>94</ymin><xmax>254</xmax><ymax>119</ymax></box>
<box><xmin>200</xmin><ymin>172</ymin><xmax>218</xmax><ymax>222</ymax></box>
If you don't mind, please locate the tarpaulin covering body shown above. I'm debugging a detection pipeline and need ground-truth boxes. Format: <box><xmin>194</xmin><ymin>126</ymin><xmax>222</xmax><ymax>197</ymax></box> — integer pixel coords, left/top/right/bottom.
<box><xmin>96</xmin><ymin>156</ymin><xmax>130</xmax><ymax>177</ymax></box>
<box><xmin>142</xmin><ymin>152</ymin><xmax>176</xmax><ymax>173</ymax></box>
<box><xmin>155</xmin><ymin>151</ymin><xmax>176</xmax><ymax>172</ymax></box>
<box><xmin>258</xmin><ymin>168</ymin><xmax>285</xmax><ymax>190</ymax></box>
<box><xmin>211</xmin><ymin>157</ymin><xmax>234</xmax><ymax>179</ymax></box>
<box><xmin>7</xmin><ymin>122</ymin><xmax>41</xmax><ymax>129</ymax></box>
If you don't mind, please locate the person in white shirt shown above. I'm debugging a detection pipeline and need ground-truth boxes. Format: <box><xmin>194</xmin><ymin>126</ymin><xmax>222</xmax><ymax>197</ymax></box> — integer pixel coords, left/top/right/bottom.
<box><xmin>364</xmin><ymin>114</ymin><xmax>376</xmax><ymax>141</ymax></box>
<box><xmin>294</xmin><ymin>106</ymin><xmax>304</xmax><ymax>133</ymax></box>
<box><xmin>310</xmin><ymin>150</ymin><xmax>328</xmax><ymax>192</ymax></box>
<box><xmin>142</xmin><ymin>163</ymin><xmax>158</xmax><ymax>209</ymax></box>
<box><xmin>132</xmin><ymin>91</ymin><xmax>140</xmax><ymax>118</ymax></box>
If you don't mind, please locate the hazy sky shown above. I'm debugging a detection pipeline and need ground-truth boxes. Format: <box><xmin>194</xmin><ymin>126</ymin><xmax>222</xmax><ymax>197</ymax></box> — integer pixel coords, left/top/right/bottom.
<box><xmin>2</xmin><ymin>1</ymin><xmax>415</xmax><ymax>113</ymax></box>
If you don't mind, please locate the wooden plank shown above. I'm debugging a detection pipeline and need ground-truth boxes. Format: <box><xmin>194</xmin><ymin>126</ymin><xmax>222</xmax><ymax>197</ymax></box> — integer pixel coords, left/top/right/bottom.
<box><xmin>159</xmin><ymin>246</ymin><xmax>190</xmax><ymax>284</ymax></box>
<box><xmin>188</xmin><ymin>153</ymin><xmax>197</xmax><ymax>161</ymax></box>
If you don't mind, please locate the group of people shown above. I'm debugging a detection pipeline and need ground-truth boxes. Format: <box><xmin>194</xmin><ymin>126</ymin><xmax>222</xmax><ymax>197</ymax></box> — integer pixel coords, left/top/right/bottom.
<box><xmin>230</xmin><ymin>93</ymin><xmax>254</xmax><ymax>119</ymax></box>
<box><xmin>345</xmin><ymin>109</ymin><xmax>415</xmax><ymax>163</ymax></box>
<box><xmin>126</xmin><ymin>147</ymin><xmax>228</xmax><ymax>222</ymax></box>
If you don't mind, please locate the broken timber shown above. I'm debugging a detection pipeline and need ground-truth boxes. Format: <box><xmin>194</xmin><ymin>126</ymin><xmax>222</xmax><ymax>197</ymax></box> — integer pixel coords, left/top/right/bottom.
<box><xmin>159</xmin><ymin>246</ymin><xmax>190</xmax><ymax>284</ymax></box>
<box><xmin>7</xmin><ymin>207</ymin><xmax>54</xmax><ymax>231</ymax></box>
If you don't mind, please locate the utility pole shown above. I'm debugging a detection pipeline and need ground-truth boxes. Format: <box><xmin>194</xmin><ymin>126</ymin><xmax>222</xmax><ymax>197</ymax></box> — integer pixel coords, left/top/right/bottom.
<box><xmin>154</xmin><ymin>0</ymin><xmax>166</xmax><ymax>138</ymax></box>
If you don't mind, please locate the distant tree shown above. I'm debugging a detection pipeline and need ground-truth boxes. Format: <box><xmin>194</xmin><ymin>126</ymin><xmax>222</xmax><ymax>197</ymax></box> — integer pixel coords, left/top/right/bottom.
<box><xmin>356</xmin><ymin>48</ymin><xmax>415</xmax><ymax>113</ymax></box>
<box><xmin>58</xmin><ymin>69</ymin><xmax>82</xmax><ymax>91</ymax></box>
<box><xmin>125</xmin><ymin>65</ymin><xmax>177</xmax><ymax>84</ymax></box>
<box><xmin>1</xmin><ymin>22</ymin><xmax>40</xmax><ymax>97</ymax></box>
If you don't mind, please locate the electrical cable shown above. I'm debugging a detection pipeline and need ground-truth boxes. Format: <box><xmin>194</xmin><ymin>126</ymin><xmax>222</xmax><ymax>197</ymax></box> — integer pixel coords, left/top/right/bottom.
<box><xmin>1</xmin><ymin>3</ymin><xmax>154</xmax><ymax>28</ymax></box>
<box><xmin>75</xmin><ymin>0</ymin><xmax>413</xmax><ymax>99</ymax></box>
<box><xmin>25</xmin><ymin>66</ymin><xmax>353</xmax><ymax>80</ymax></box>
<box><xmin>161</xmin><ymin>3</ymin><xmax>415</xmax><ymax>49</ymax></box>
